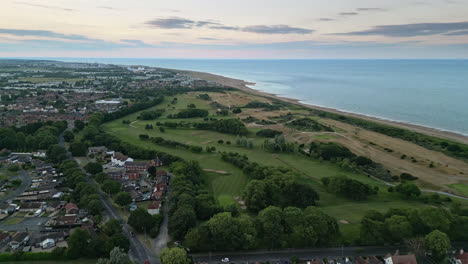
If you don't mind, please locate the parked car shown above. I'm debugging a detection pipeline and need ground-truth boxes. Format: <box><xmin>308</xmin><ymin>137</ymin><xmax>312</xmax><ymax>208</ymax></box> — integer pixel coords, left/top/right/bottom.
<box><xmin>222</xmin><ymin>258</ymin><xmax>230</xmax><ymax>263</ymax></box>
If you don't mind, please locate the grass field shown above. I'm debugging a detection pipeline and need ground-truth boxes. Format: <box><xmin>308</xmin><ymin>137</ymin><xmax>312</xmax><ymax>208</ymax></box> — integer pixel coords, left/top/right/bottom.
<box><xmin>448</xmin><ymin>183</ymin><xmax>468</xmax><ymax>196</ymax></box>
<box><xmin>101</xmin><ymin>92</ymin><xmax>468</xmax><ymax>242</ymax></box>
<box><xmin>3</xmin><ymin>217</ymin><xmax>24</xmax><ymax>226</ymax></box>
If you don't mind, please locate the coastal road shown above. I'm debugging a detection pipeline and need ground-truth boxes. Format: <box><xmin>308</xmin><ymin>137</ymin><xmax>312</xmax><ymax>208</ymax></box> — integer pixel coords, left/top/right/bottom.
<box><xmin>59</xmin><ymin>132</ymin><xmax>155</xmax><ymax>264</ymax></box>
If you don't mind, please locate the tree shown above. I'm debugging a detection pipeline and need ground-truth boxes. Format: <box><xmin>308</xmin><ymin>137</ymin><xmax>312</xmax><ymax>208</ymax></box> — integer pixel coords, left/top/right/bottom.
<box><xmin>147</xmin><ymin>166</ymin><xmax>156</xmax><ymax>176</ymax></box>
<box><xmin>385</xmin><ymin>215</ymin><xmax>413</xmax><ymax>242</ymax></box>
<box><xmin>232</xmin><ymin>108</ymin><xmax>242</xmax><ymax>114</ymax></box>
<box><xmin>109</xmin><ymin>233</ymin><xmax>130</xmax><ymax>252</ymax></box>
<box><xmin>395</xmin><ymin>183</ymin><xmax>421</xmax><ymax>198</ymax></box>
<box><xmin>85</xmin><ymin>162</ymin><xmax>103</xmax><ymax>175</ymax></box>
<box><xmin>103</xmin><ymin>219</ymin><xmax>122</xmax><ymax>236</ymax></box>
<box><xmin>63</xmin><ymin>131</ymin><xmax>75</xmax><ymax>143</ymax></box>
<box><xmin>97</xmin><ymin>247</ymin><xmax>132</xmax><ymax>264</ymax></box>
<box><xmin>257</xmin><ymin>206</ymin><xmax>283</xmax><ymax>248</ymax></box>
<box><xmin>128</xmin><ymin>208</ymin><xmax>155</xmax><ymax>233</ymax></box>
<box><xmin>69</xmin><ymin>142</ymin><xmax>87</xmax><ymax>157</ymax></box>
<box><xmin>424</xmin><ymin>230</ymin><xmax>451</xmax><ymax>261</ymax></box>
<box><xmin>74</xmin><ymin>120</ymin><xmax>85</xmax><ymax>131</ymax></box>
<box><xmin>102</xmin><ymin>180</ymin><xmax>121</xmax><ymax>195</ymax></box>
<box><xmin>160</xmin><ymin>247</ymin><xmax>190</xmax><ymax>264</ymax></box>
<box><xmin>47</xmin><ymin>144</ymin><xmax>68</xmax><ymax>163</ymax></box>
<box><xmin>169</xmin><ymin>206</ymin><xmax>197</xmax><ymax>240</ymax></box>
<box><xmin>243</xmin><ymin>180</ymin><xmax>270</xmax><ymax>212</ymax></box>
<box><xmin>419</xmin><ymin>208</ymin><xmax>452</xmax><ymax>233</ymax></box>
<box><xmin>87</xmin><ymin>198</ymin><xmax>104</xmax><ymax>216</ymax></box>
<box><xmin>67</xmin><ymin>228</ymin><xmax>90</xmax><ymax>259</ymax></box>
<box><xmin>115</xmin><ymin>192</ymin><xmax>132</xmax><ymax>207</ymax></box>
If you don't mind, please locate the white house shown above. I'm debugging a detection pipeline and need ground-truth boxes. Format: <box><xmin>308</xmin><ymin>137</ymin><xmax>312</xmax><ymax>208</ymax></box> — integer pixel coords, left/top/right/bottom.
<box><xmin>147</xmin><ymin>201</ymin><xmax>161</xmax><ymax>215</ymax></box>
<box><xmin>111</xmin><ymin>152</ymin><xmax>133</xmax><ymax>167</ymax></box>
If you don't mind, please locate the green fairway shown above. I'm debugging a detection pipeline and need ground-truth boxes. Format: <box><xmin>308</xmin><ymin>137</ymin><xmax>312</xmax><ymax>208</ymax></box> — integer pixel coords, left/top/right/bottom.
<box><xmin>101</xmin><ymin>92</ymin><xmax>466</xmax><ymax>241</ymax></box>
<box><xmin>448</xmin><ymin>183</ymin><xmax>468</xmax><ymax>196</ymax></box>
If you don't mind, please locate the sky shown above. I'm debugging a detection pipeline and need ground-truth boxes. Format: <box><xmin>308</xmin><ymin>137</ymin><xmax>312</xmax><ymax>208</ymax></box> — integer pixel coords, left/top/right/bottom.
<box><xmin>1</xmin><ymin>0</ymin><xmax>468</xmax><ymax>58</ymax></box>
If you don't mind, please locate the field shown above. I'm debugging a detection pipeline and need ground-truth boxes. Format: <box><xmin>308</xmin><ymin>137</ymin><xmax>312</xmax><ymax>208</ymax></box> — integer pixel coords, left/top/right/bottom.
<box><xmin>448</xmin><ymin>183</ymin><xmax>468</xmax><ymax>196</ymax></box>
<box><xmin>102</xmin><ymin>91</ymin><xmax>468</xmax><ymax>242</ymax></box>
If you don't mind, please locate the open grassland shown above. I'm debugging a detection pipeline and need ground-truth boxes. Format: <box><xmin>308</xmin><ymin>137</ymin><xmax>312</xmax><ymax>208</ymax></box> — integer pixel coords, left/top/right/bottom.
<box><xmin>102</xmin><ymin>92</ymin><xmax>468</xmax><ymax>241</ymax></box>
<box><xmin>448</xmin><ymin>183</ymin><xmax>468</xmax><ymax>196</ymax></box>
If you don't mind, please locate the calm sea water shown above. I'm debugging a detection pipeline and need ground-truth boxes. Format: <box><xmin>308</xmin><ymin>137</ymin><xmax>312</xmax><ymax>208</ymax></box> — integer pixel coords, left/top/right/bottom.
<box><xmin>48</xmin><ymin>58</ymin><xmax>468</xmax><ymax>135</ymax></box>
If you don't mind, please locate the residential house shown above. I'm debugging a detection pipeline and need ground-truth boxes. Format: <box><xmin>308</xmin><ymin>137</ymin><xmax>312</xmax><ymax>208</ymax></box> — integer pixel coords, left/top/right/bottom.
<box><xmin>156</xmin><ymin>170</ymin><xmax>167</xmax><ymax>177</ymax></box>
<box><xmin>152</xmin><ymin>190</ymin><xmax>163</xmax><ymax>201</ymax></box>
<box><xmin>46</xmin><ymin>201</ymin><xmax>62</xmax><ymax>212</ymax></box>
<box><xmin>65</xmin><ymin>203</ymin><xmax>79</xmax><ymax>214</ymax></box>
<box><xmin>148</xmin><ymin>201</ymin><xmax>161</xmax><ymax>215</ymax></box>
<box><xmin>55</xmin><ymin>215</ymin><xmax>81</xmax><ymax>226</ymax></box>
<box><xmin>111</xmin><ymin>152</ymin><xmax>133</xmax><ymax>167</ymax></box>
<box><xmin>19</xmin><ymin>202</ymin><xmax>44</xmax><ymax>212</ymax></box>
<box><xmin>454</xmin><ymin>249</ymin><xmax>468</xmax><ymax>264</ymax></box>
<box><xmin>156</xmin><ymin>182</ymin><xmax>167</xmax><ymax>192</ymax></box>
<box><xmin>88</xmin><ymin>146</ymin><xmax>107</xmax><ymax>155</ymax></box>
<box><xmin>384</xmin><ymin>251</ymin><xmax>417</xmax><ymax>264</ymax></box>
<box><xmin>108</xmin><ymin>171</ymin><xmax>124</xmax><ymax>180</ymax></box>
<box><xmin>148</xmin><ymin>157</ymin><xmax>163</xmax><ymax>167</ymax></box>
<box><xmin>32</xmin><ymin>232</ymin><xmax>68</xmax><ymax>248</ymax></box>
<box><xmin>125</xmin><ymin>162</ymin><xmax>147</xmax><ymax>172</ymax></box>
<box><xmin>9</xmin><ymin>232</ymin><xmax>29</xmax><ymax>249</ymax></box>
<box><xmin>0</xmin><ymin>232</ymin><xmax>11</xmax><ymax>246</ymax></box>
<box><xmin>0</xmin><ymin>203</ymin><xmax>16</xmax><ymax>214</ymax></box>
<box><xmin>356</xmin><ymin>256</ymin><xmax>383</xmax><ymax>264</ymax></box>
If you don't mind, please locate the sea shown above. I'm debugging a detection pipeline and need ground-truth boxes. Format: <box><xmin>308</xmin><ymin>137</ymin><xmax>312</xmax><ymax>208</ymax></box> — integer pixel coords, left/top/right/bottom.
<box><xmin>38</xmin><ymin>58</ymin><xmax>468</xmax><ymax>136</ymax></box>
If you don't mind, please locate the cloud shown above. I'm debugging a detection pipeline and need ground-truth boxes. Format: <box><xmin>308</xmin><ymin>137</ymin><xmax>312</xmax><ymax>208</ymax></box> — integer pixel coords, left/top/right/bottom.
<box><xmin>146</xmin><ymin>17</ymin><xmax>313</xmax><ymax>34</ymax></box>
<box><xmin>319</xmin><ymin>18</ymin><xmax>335</xmax><ymax>21</ymax></box>
<box><xmin>97</xmin><ymin>6</ymin><xmax>116</xmax><ymax>10</ymax></box>
<box><xmin>198</xmin><ymin>37</ymin><xmax>219</xmax><ymax>40</ymax></box>
<box><xmin>340</xmin><ymin>12</ymin><xmax>359</xmax><ymax>16</ymax></box>
<box><xmin>357</xmin><ymin>8</ymin><xmax>385</xmax><ymax>11</ymax></box>
<box><xmin>242</xmin><ymin>25</ymin><xmax>313</xmax><ymax>34</ymax></box>
<box><xmin>0</xmin><ymin>28</ymin><xmax>90</xmax><ymax>41</ymax></box>
<box><xmin>332</xmin><ymin>21</ymin><xmax>468</xmax><ymax>37</ymax></box>
<box><xmin>15</xmin><ymin>1</ymin><xmax>74</xmax><ymax>12</ymax></box>
<box><xmin>145</xmin><ymin>17</ymin><xmax>213</xmax><ymax>29</ymax></box>
<box><xmin>120</xmin><ymin>39</ymin><xmax>153</xmax><ymax>47</ymax></box>
<box><xmin>443</xmin><ymin>30</ymin><xmax>468</xmax><ymax>35</ymax></box>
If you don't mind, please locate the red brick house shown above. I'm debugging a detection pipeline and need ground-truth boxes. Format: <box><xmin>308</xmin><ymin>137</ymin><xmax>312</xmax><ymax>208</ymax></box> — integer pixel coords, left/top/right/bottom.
<box><xmin>125</xmin><ymin>162</ymin><xmax>147</xmax><ymax>172</ymax></box>
<box><xmin>65</xmin><ymin>203</ymin><xmax>79</xmax><ymax>214</ymax></box>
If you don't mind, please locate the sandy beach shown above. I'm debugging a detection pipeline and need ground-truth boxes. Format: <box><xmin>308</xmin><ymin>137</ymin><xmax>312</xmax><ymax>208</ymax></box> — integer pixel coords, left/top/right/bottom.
<box><xmin>184</xmin><ymin>69</ymin><xmax>468</xmax><ymax>145</ymax></box>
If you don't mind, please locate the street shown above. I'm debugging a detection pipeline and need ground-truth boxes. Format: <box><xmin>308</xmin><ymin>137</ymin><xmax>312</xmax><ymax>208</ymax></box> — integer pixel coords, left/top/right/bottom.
<box><xmin>191</xmin><ymin>246</ymin><xmax>405</xmax><ymax>264</ymax></box>
<box><xmin>59</xmin><ymin>132</ymin><xmax>156</xmax><ymax>264</ymax></box>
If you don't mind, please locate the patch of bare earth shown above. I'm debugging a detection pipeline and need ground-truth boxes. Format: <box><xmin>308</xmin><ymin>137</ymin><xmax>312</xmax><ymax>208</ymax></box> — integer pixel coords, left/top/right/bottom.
<box><xmin>340</xmin><ymin>220</ymin><xmax>349</xmax><ymax>224</ymax></box>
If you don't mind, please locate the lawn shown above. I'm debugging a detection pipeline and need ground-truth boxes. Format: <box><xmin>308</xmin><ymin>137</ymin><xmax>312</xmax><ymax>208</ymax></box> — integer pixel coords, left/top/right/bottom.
<box><xmin>3</xmin><ymin>217</ymin><xmax>24</xmax><ymax>226</ymax></box>
<box><xmin>448</xmin><ymin>183</ymin><xmax>468</xmax><ymax>196</ymax></box>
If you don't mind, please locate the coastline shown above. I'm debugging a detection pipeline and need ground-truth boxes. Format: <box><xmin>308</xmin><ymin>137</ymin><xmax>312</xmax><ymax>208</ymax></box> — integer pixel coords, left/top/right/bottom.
<box><xmin>184</xmin><ymin>69</ymin><xmax>468</xmax><ymax>145</ymax></box>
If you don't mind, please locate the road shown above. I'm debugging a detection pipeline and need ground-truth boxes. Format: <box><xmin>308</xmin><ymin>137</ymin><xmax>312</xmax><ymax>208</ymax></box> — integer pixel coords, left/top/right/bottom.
<box><xmin>153</xmin><ymin>173</ymin><xmax>173</xmax><ymax>255</ymax></box>
<box><xmin>0</xmin><ymin>169</ymin><xmax>31</xmax><ymax>204</ymax></box>
<box><xmin>59</xmin><ymin>132</ymin><xmax>155</xmax><ymax>263</ymax></box>
<box><xmin>191</xmin><ymin>246</ymin><xmax>405</xmax><ymax>264</ymax></box>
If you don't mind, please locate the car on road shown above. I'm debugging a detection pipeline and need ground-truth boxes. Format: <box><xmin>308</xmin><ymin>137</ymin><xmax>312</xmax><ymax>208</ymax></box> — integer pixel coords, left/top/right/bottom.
<box><xmin>130</xmin><ymin>231</ymin><xmax>135</xmax><ymax>237</ymax></box>
<box><xmin>222</xmin><ymin>258</ymin><xmax>230</xmax><ymax>263</ymax></box>
<box><xmin>145</xmin><ymin>260</ymin><xmax>150</xmax><ymax>264</ymax></box>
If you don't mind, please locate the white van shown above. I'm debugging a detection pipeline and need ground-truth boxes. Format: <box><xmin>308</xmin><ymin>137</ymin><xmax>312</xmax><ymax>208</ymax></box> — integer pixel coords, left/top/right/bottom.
<box><xmin>34</xmin><ymin>209</ymin><xmax>42</xmax><ymax>217</ymax></box>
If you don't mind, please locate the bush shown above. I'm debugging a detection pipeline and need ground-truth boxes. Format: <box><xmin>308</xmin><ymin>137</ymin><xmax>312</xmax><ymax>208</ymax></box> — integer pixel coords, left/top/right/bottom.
<box><xmin>256</xmin><ymin>129</ymin><xmax>283</xmax><ymax>138</ymax></box>
<box><xmin>400</xmin><ymin>173</ymin><xmax>418</xmax><ymax>181</ymax></box>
